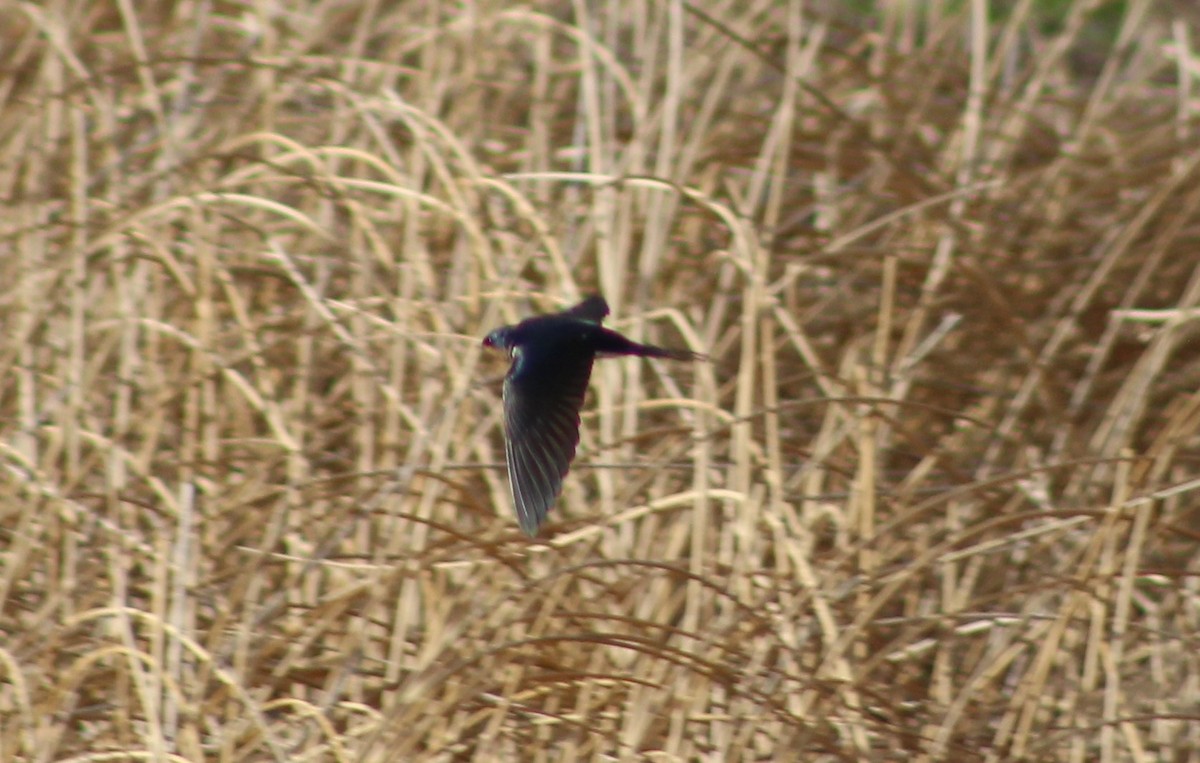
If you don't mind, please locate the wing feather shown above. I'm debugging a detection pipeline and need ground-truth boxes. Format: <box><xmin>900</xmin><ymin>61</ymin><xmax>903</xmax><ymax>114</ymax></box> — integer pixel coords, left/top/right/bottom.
<box><xmin>502</xmin><ymin>346</ymin><xmax>595</xmax><ymax>534</ymax></box>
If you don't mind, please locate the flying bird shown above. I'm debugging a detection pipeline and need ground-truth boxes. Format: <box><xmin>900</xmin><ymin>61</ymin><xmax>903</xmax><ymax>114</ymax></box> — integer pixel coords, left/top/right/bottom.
<box><xmin>483</xmin><ymin>295</ymin><xmax>702</xmax><ymax>535</ymax></box>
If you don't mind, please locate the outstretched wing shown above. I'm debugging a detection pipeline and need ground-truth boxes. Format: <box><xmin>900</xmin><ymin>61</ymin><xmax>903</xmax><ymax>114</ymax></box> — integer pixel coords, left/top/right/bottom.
<box><xmin>562</xmin><ymin>295</ymin><xmax>609</xmax><ymax>323</ymax></box>
<box><xmin>502</xmin><ymin>344</ymin><xmax>595</xmax><ymax>535</ymax></box>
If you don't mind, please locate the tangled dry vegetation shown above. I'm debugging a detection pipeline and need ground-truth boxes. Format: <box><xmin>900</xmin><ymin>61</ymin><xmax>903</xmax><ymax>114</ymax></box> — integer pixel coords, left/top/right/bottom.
<box><xmin>3</xmin><ymin>1</ymin><xmax>1199</xmax><ymax>760</ymax></box>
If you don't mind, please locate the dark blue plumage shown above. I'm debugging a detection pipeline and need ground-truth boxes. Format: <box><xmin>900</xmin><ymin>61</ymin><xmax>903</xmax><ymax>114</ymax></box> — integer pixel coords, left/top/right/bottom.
<box><xmin>483</xmin><ymin>296</ymin><xmax>701</xmax><ymax>535</ymax></box>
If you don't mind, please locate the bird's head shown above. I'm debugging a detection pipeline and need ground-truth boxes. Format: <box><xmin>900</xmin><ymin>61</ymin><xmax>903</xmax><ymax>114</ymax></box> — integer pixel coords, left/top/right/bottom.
<box><xmin>482</xmin><ymin>327</ymin><xmax>514</xmax><ymax>351</ymax></box>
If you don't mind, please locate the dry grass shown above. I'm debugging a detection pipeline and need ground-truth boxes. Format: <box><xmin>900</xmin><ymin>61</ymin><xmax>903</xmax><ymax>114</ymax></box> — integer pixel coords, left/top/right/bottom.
<box><xmin>2</xmin><ymin>0</ymin><xmax>1199</xmax><ymax>760</ymax></box>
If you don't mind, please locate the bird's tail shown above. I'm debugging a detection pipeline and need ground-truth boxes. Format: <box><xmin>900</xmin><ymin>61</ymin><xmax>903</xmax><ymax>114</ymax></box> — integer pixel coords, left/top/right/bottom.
<box><xmin>637</xmin><ymin>345</ymin><xmax>708</xmax><ymax>362</ymax></box>
<box><xmin>592</xmin><ymin>326</ymin><xmax>707</xmax><ymax>361</ymax></box>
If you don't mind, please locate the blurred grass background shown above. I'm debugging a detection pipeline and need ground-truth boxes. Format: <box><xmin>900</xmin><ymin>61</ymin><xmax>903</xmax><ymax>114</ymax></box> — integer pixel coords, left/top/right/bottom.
<box><xmin>2</xmin><ymin>0</ymin><xmax>1199</xmax><ymax>760</ymax></box>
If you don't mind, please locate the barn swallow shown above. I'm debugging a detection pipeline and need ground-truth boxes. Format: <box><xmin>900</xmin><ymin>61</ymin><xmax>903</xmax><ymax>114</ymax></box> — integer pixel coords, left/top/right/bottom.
<box><xmin>483</xmin><ymin>295</ymin><xmax>702</xmax><ymax>535</ymax></box>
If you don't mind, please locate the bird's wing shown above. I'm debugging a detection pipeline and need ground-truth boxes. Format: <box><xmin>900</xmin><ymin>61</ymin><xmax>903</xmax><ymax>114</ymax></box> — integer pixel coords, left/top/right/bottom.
<box><xmin>502</xmin><ymin>345</ymin><xmax>595</xmax><ymax>534</ymax></box>
<box><xmin>562</xmin><ymin>295</ymin><xmax>609</xmax><ymax>323</ymax></box>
